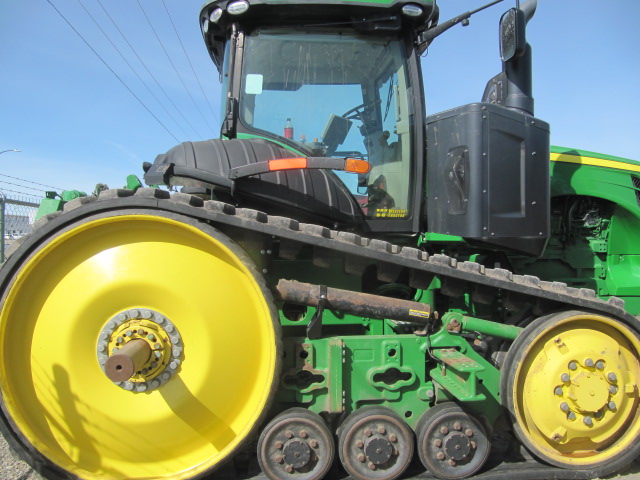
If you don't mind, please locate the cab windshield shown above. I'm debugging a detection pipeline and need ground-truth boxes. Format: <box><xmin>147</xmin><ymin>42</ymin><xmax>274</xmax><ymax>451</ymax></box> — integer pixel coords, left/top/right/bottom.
<box><xmin>239</xmin><ymin>30</ymin><xmax>415</xmax><ymax>220</ymax></box>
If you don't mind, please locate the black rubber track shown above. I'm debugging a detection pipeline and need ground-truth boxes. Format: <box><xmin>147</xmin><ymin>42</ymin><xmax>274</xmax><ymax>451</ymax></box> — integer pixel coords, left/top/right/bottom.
<box><xmin>2</xmin><ymin>187</ymin><xmax>640</xmax><ymax>480</ymax></box>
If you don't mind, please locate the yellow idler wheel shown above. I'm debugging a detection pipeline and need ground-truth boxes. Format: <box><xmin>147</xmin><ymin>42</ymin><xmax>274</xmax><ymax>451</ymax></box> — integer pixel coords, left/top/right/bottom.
<box><xmin>501</xmin><ymin>310</ymin><xmax>640</xmax><ymax>472</ymax></box>
<box><xmin>0</xmin><ymin>210</ymin><xmax>281</xmax><ymax>479</ymax></box>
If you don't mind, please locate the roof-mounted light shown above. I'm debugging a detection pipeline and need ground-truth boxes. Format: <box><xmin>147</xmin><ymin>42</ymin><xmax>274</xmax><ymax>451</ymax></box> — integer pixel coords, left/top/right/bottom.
<box><xmin>402</xmin><ymin>4</ymin><xmax>423</xmax><ymax>17</ymax></box>
<box><xmin>210</xmin><ymin>8</ymin><xmax>223</xmax><ymax>23</ymax></box>
<box><xmin>202</xmin><ymin>19</ymin><xmax>209</xmax><ymax>33</ymax></box>
<box><xmin>227</xmin><ymin>1</ymin><xmax>249</xmax><ymax>15</ymax></box>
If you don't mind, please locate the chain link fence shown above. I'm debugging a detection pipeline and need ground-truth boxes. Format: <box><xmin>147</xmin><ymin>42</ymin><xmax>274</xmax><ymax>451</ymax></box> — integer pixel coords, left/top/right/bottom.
<box><xmin>0</xmin><ymin>193</ymin><xmax>40</xmax><ymax>262</ymax></box>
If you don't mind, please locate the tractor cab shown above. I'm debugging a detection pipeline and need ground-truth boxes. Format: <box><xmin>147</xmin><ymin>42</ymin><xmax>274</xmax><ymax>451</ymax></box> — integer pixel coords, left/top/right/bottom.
<box><xmin>194</xmin><ymin>0</ymin><xmax>436</xmax><ymax>234</ymax></box>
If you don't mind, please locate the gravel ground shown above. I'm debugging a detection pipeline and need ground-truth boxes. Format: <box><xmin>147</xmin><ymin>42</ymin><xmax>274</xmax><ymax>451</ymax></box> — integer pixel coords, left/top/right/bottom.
<box><xmin>2</xmin><ymin>429</ymin><xmax>640</xmax><ymax>480</ymax></box>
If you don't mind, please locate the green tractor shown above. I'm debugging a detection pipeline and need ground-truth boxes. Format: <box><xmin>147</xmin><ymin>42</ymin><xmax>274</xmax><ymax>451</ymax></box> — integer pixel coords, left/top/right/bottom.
<box><xmin>2</xmin><ymin>0</ymin><xmax>640</xmax><ymax>479</ymax></box>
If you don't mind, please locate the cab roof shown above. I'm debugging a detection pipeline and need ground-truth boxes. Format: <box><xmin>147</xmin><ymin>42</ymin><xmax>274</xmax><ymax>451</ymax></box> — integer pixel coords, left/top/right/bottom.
<box><xmin>200</xmin><ymin>0</ymin><xmax>438</xmax><ymax>71</ymax></box>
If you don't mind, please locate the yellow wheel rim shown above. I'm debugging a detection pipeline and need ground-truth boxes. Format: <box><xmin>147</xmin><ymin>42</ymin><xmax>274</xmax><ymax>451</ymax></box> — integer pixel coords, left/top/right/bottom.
<box><xmin>511</xmin><ymin>312</ymin><xmax>640</xmax><ymax>467</ymax></box>
<box><xmin>0</xmin><ymin>213</ymin><xmax>280</xmax><ymax>479</ymax></box>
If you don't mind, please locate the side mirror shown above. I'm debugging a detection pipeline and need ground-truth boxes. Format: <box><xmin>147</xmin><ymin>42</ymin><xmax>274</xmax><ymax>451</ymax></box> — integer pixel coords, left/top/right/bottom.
<box><xmin>499</xmin><ymin>8</ymin><xmax>526</xmax><ymax>62</ymax></box>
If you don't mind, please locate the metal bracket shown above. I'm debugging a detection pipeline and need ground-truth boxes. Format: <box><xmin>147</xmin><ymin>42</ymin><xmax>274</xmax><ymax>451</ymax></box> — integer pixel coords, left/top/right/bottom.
<box><xmin>307</xmin><ymin>285</ymin><xmax>327</xmax><ymax>340</ymax></box>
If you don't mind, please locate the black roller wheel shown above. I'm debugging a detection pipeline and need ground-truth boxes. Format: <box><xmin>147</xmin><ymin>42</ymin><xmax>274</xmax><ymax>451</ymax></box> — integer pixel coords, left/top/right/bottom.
<box><xmin>338</xmin><ymin>406</ymin><xmax>413</xmax><ymax>480</ymax></box>
<box><xmin>415</xmin><ymin>403</ymin><xmax>490</xmax><ymax>479</ymax></box>
<box><xmin>258</xmin><ymin>408</ymin><xmax>335</xmax><ymax>480</ymax></box>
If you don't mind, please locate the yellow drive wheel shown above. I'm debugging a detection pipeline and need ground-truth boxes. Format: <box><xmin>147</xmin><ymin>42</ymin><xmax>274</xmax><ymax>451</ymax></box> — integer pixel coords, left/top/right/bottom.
<box><xmin>501</xmin><ymin>310</ymin><xmax>640</xmax><ymax>471</ymax></box>
<box><xmin>0</xmin><ymin>210</ymin><xmax>281</xmax><ymax>479</ymax></box>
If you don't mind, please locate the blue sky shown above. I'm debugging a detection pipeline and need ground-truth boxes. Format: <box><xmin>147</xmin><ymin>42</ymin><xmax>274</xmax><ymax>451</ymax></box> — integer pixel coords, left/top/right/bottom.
<box><xmin>1</xmin><ymin>0</ymin><xmax>639</xmax><ymax>197</ymax></box>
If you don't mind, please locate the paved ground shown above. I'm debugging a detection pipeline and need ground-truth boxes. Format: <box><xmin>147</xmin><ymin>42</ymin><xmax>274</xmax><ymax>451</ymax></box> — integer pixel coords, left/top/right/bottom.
<box><xmin>2</xmin><ymin>430</ymin><xmax>640</xmax><ymax>480</ymax></box>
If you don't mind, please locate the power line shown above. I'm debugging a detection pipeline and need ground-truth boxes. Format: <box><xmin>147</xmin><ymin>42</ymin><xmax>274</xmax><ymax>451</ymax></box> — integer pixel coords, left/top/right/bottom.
<box><xmin>75</xmin><ymin>0</ymin><xmax>185</xmax><ymax>142</ymax></box>
<box><xmin>136</xmin><ymin>0</ymin><xmax>215</xmax><ymax>137</ymax></box>
<box><xmin>0</xmin><ymin>173</ymin><xmax>64</xmax><ymax>191</ymax></box>
<box><xmin>44</xmin><ymin>0</ymin><xmax>181</xmax><ymax>143</ymax></box>
<box><xmin>0</xmin><ymin>180</ymin><xmax>49</xmax><ymax>194</ymax></box>
<box><xmin>95</xmin><ymin>0</ymin><xmax>202</xmax><ymax>141</ymax></box>
<box><xmin>161</xmin><ymin>0</ymin><xmax>219</xmax><ymax>125</ymax></box>
<box><xmin>0</xmin><ymin>187</ymin><xmax>42</xmax><ymax>199</ymax></box>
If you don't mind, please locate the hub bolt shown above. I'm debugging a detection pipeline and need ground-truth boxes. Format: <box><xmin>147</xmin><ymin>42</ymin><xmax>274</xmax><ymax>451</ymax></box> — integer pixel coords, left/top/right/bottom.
<box><xmin>309</xmin><ymin>439</ymin><xmax>318</xmax><ymax>448</ymax></box>
<box><xmin>610</xmin><ymin>385</ymin><xmax>618</xmax><ymax>394</ymax></box>
<box><xmin>436</xmin><ymin>452</ymin><xmax>445</xmax><ymax>461</ymax></box>
<box><xmin>465</xmin><ymin>429</ymin><xmax>474</xmax><ymax>437</ymax></box>
<box><xmin>357</xmin><ymin>454</ymin><xmax>366</xmax><ymax>463</ymax></box>
<box><xmin>584</xmin><ymin>416</ymin><xmax>593</xmax><ymax>426</ymax></box>
<box><xmin>275</xmin><ymin>441</ymin><xmax>284</xmax><ymax>450</ymax></box>
<box><xmin>560</xmin><ymin>402</ymin><xmax>570</xmax><ymax>413</ymax></box>
<box><xmin>470</xmin><ymin>441</ymin><xmax>477</xmax><ymax>450</ymax></box>
<box><xmin>594</xmin><ymin>410</ymin><xmax>603</xmax><ymax>419</ymax></box>
<box><xmin>585</xmin><ymin>358</ymin><xmax>594</xmax><ymax>367</ymax></box>
<box><xmin>284</xmin><ymin>430</ymin><xmax>294</xmax><ymax>439</ymax></box>
<box><xmin>378</xmin><ymin>426</ymin><xmax>386</xmax><ymax>435</ymax></box>
<box><xmin>299</xmin><ymin>430</ymin><xmax>308</xmax><ymax>439</ymax></box>
<box><xmin>596</xmin><ymin>361</ymin><xmax>605</xmax><ymax>370</ymax></box>
<box><xmin>285</xmin><ymin>465</ymin><xmax>294</xmax><ymax>473</ymax></box>
<box><xmin>609</xmin><ymin>402</ymin><xmax>617</xmax><ymax>411</ymax></box>
<box><xmin>608</xmin><ymin>372</ymin><xmax>618</xmax><ymax>382</ymax></box>
<box><xmin>440</xmin><ymin>426</ymin><xmax>449</xmax><ymax>435</ymax></box>
<box><xmin>453</xmin><ymin>422</ymin><xmax>462</xmax><ymax>431</ymax></box>
<box><xmin>364</xmin><ymin>428</ymin><xmax>373</xmax><ymax>437</ymax></box>
<box><xmin>567</xmin><ymin>412</ymin><xmax>577</xmax><ymax>421</ymax></box>
<box><xmin>568</xmin><ymin>361</ymin><xmax>578</xmax><ymax>371</ymax></box>
<box><xmin>434</xmin><ymin>439</ymin><xmax>443</xmax><ymax>448</ymax></box>
<box><xmin>554</xmin><ymin>387</ymin><xmax>563</xmax><ymax>396</ymax></box>
<box><xmin>388</xmin><ymin>434</ymin><xmax>397</xmax><ymax>443</ymax></box>
<box><xmin>561</xmin><ymin>373</ymin><xmax>570</xmax><ymax>382</ymax></box>
<box><xmin>368</xmin><ymin>462</ymin><xmax>377</xmax><ymax>471</ymax></box>
<box><xmin>448</xmin><ymin>459</ymin><xmax>457</xmax><ymax>467</ymax></box>
<box><xmin>355</xmin><ymin>440</ymin><xmax>364</xmax><ymax>449</ymax></box>
<box><xmin>275</xmin><ymin>455</ymin><xmax>284</xmax><ymax>464</ymax></box>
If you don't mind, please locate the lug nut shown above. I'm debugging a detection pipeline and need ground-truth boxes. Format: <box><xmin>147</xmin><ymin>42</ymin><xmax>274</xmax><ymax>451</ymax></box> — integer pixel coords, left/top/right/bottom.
<box><xmin>434</xmin><ymin>439</ymin><xmax>442</xmax><ymax>448</ymax></box>
<box><xmin>596</xmin><ymin>361</ymin><xmax>605</xmax><ymax>370</ymax></box>
<box><xmin>368</xmin><ymin>462</ymin><xmax>377</xmax><ymax>471</ymax></box>
<box><xmin>357</xmin><ymin>454</ymin><xmax>366</xmax><ymax>463</ymax></box>
<box><xmin>568</xmin><ymin>361</ymin><xmax>577</xmax><ymax>371</ymax></box>
<box><xmin>448</xmin><ymin>459</ymin><xmax>457</xmax><ymax>467</ymax></box>
<box><xmin>364</xmin><ymin>428</ymin><xmax>373</xmax><ymax>437</ymax></box>
<box><xmin>585</xmin><ymin>358</ymin><xmax>594</xmax><ymax>367</ymax></box>
<box><xmin>440</xmin><ymin>426</ymin><xmax>449</xmax><ymax>435</ymax></box>
<box><xmin>453</xmin><ymin>422</ymin><xmax>462</xmax><ymax>431</ymax></box>
<box><xmin>610</xmin><ymin>385</ymin><xmax>618</xmax><ymax>394</ymax></box>
<box><xmin>554</xmin><ymin>387</ymin><xmax>563</xmax><ymax>396</ymax></box>
<box><xmin>560</xmin><ymin>402</ymin><xmax>570</xmax><ymax>413</ymax></box>
<box><xmin>470</xmin><ymin>441</ymin><xmax>477</xmax><ymax>450</ymax></box>
<box><xmin>609</xmin><ymin>402</ymin><xmax>617</xmax><ymax>411</ymax></box>
<box><xmin>284</xmin><ymin>430</ymin><xmax>294</xmax><ymax>439</ymax></box>
<box><xmin>465</xmin><ymin>429</ymin><xmax>474</xmax><ymax>437</ymax></box>
<box><xmin>378</xmin><ymin>426</ymin><xmax>386</xmax><ymax>435</ymax></box>
<box><xmin>608</xmin><ymin>372</ymin><xmax>618</xmax><ymax>382</ymax></box>
<box><xmin>436</xmin><ymin>452</ymin><xmax>445</xmax><ymax>461</ymax></box>
<box><xmin>285</xmin><ymin>465</ymin><xmax>294</xmax><ymax>473</ymax></box>
<box><xmin>275</xmin><ymin>441</ymin><xmax>284</xmax><ymax>449</ymax></box>
<box><xmin>355</xmin><ymin>440</ymin><xmax>364</xmax><ymax>449</ymax></box>
<box><xmin>309</xmin><ymin>439</ymin><xmax>318</xmax><ymax>448</ymax></box>
<box><xmin>567</xmin><ymin>411</ymin><xmax>577</xmax><ymax>421</ymax></box>
<box><xmin>388</xmin><ymin>434</ymin><xmax>397</xmax><ymax>443</ymax></box>
<box><xmin>594</xmin><ymin>410</ymin><xmax>603</xmax><ymax>419</ymax></box>
<box><xmin>299</xmin><ymin>430</ymin><xmax>308</xmax><ymax>439</ymax></box>
<box><xmin>561</xmin><ymin>373</ymin><xmax>570</xmax><ymax>382</ymax></box>
<box><xmin>584</xmin><ymin>416</ymin><xmax>593</xmax><ymax>426</ymax></box>
<box><xmin>275</xmin><ymin>455</ymin><xmax>284</xmax><ymax>464</ymax></box>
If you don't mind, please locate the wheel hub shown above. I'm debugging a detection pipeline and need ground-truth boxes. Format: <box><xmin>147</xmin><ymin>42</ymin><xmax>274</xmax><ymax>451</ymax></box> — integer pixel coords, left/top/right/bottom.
<box><xmin>364</xmin><ymin>436</ymin><xmax>393</xmax><ymax>465</ymax></box>
<box><xmin>97</xmin><ymin>308</ymin><xmax>183</xmax><ymax>392</ymax></box>
<box><xmin>283</xmin><ymin>439</ymin><xmax>311</xmax><ymax>468</ymax></box>
<box><xmin>569</xmin><ymin>371</ymin><xmax>609</xmax><ymax>412</ymax></box>
<box><xmin>443</xmin><ymin>432</ymin><xmax>471</xmax><ymax>461</ymax></box>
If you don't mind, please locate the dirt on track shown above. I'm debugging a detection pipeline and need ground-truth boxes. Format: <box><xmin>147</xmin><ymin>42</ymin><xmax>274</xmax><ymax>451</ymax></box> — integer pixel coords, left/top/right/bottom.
<box><xmin>2</xmin><ymin>431</ymin><xmax>640</xmax><ymax>480</ymax></box>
